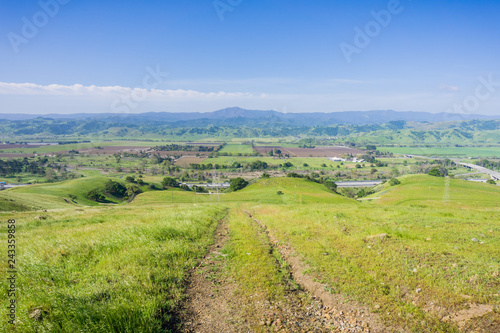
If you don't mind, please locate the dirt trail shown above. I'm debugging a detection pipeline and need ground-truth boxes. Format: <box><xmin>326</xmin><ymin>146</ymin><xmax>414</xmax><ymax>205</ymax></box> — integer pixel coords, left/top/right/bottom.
<box><xmin>244</xmin><ymin>210</ymin><xmax>397</xmax><ymax>333</ymax></box>
<box><xmin>180</xmin><ymin>211</ymin><xmax>398</xmax><ymax>332</ymax></box>
<box><xmin>180</xmin><ymin>218</ymin><xmax>250</xmax><ymax>332</ymax></box>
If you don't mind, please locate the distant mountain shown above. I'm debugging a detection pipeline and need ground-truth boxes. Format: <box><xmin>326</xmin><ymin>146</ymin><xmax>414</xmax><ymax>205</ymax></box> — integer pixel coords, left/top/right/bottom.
<box><xmin>1</xmin><ymin>107</ymin><xmax>499</xmax><ymax>125</ymax></box>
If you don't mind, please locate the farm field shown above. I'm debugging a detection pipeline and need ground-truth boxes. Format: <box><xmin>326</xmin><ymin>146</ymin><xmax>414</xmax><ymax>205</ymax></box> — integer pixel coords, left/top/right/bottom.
<box><xmin>1</xmin><ymin>175</ymin><xmax>499</xmax><ymax>332</ymax></box>
<box><xmin>382</xmin><ymin>146</ymin><xmax>500</xmax><ymax>158</ymax></box>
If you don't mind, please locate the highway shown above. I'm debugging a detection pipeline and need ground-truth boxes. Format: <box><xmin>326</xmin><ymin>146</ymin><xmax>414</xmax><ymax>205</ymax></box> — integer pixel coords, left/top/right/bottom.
<box><xmin>458</xmin><ymin>163</ymin><xmax>500</xmax><ymax>181</ymax></box>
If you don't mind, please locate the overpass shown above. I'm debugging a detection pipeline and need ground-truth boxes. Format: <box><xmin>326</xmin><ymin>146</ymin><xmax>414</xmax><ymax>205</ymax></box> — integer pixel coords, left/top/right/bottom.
<box><xmin>458</xmin><ymin>163</ymin><xmax>500</xmax><ymax>181</ymax></box>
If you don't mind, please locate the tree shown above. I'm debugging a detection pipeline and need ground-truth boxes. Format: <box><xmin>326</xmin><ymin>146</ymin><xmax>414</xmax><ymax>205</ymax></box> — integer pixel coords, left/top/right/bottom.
<box><xmin>87</xmin><ymin>189</ymin><xmax>105</xmax><ymax>202</ymax></box>
<box><xmin>282</xmin><ymin>162</ymin><xmax>293</xmax><ymax>168</ymax></box>
<box><xmin>126</xmin><ymin>184</ymin><xmax>143</xmax><ymax>199</ymax></box>
<box><xmin>162</xmin><ymin>177</ymin><xmax>179</xmax><ymax>188</ymax></box>
<box><xmin>389</xmin><ymin>178</ymin><xmax>401</xmax><ymax>186</ymax></box>
<box><xmin>229</xmin><ymin>177</ymin><xmax>248</xmax><ymax>191</ymax></box>
<box><xmin>125</xmin><ymin>176</ymin><xmax>136</xmax><ymax>183</ymax></box>
<box><xmin>324</xmin><ymin>180</ymin><xmax>338</xmax><ymax>193</ymax></box>
<box><xmin>105</xmin><ymin>180</ymin><xmax>127</xmax><ymax>197</ymax></box>
<box><xmin>428</xmin><ymin>167</ymin><xmax>442</xmax><ymax>177</ymax></box>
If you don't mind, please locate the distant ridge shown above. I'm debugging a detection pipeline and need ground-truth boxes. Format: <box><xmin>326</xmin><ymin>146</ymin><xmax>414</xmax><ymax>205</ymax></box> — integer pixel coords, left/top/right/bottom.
<box><xmin>1</xmin><ymin>107</ymin><xmax>499</xmax><ymax>125</ymax></box>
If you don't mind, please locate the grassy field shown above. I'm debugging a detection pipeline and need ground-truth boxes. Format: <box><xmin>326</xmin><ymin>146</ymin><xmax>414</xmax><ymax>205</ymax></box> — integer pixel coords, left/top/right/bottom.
<box><xmin>0</xmin><ymin>177</ymin><xmax>124</xmax><ymax>211</ymax></box>
<box><xmin>0</xmin><ymin>204</ymin><xmax>226</xmax><ymax>332</ymax></box>
<box><xmin>245</xmin><ymin>177</ymin><xmax>500</xmax><ymax>332</ymax></box>
<box><xmin>218</xmin><ymin>144</ymin><xmax>255</xmax><ymax>154</ymax></box>
<box><xmin>382</xmin><ymin>146</ymin><xmax>500</xmax><ymax>158</ymax></box>
<box><xmin>1</xmin><ymin>175</ymin><xmax>499</xmax><ymax>332</ymax></box>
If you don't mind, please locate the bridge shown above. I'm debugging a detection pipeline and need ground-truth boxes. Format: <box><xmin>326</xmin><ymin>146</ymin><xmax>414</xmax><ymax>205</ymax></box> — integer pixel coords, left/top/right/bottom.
<box><xmin>458</xmin><ymin>163</ymin><xmax>500</xmax><ymax>181</ymax></box>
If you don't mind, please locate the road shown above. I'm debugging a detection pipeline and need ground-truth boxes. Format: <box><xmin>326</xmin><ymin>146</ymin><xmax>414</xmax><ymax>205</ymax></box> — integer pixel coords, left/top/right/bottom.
<box><xmin>335</xmin><ymin>180</ymin><xmax>383</xmax><ymax>187</ymax></box>
<box><xmin>458</xmin><ymin>163</ymin><xmax>500</xmax><ymax>181</ymax></box>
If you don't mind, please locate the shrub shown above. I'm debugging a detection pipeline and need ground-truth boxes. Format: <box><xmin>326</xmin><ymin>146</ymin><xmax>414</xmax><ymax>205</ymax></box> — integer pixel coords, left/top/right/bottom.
<box><xmin>162</xmin><ymin>177</ymin><xmax>179</xmax><ymax>188</ymax></box>
<box><xmin>229</xmin><ymin>177</ymin><xmax>248</xmax><ymax>192</ymax></box>
<box><xmin>486</xmin><ymin>179</ymin><xmax>497</xmax><ymax>185</ymax></box>
<box><xmin>105</xmin><ymin>180</ymin><xmax>127</xmax><ymax>197</ymax></box>
<box><xmin>324</xmin><ymin>180</ymin><xmax>338</xmax><ymax>192</ymax></box>
<box><xmin>87</xmin><ymin>189</ymin><xmax>105</xmax><ymax>202</ymax></box>
<box><xmin>389</xmin><ymin>178</ymin><xmax>401</xmax><ymax>186</ymax></box>
<box><xmin>180</xmin><ymin>184</ymin><xmax>191</xmax><ymax>191</ymax></box>
<box><xmin>125</xmin><ymin>176</ymin><xmax>136</xmax><ymax>183</ymax></box>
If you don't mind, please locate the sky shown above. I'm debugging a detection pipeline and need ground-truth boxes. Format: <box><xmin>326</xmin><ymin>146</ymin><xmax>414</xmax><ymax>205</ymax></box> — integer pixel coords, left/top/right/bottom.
<box><xmin>1</xmin><ymin>0</ymin><xmax>500</xmax><ymax>115</ymax></box>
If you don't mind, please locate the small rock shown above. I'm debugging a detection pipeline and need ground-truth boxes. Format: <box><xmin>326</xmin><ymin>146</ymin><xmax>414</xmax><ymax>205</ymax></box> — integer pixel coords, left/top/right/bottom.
<box><xmin>416</xmin><ymin>288</ymin><xmax>422</xmax><ymax>293</ymax></box>
<box><xmin>471</xmin><ymin>238</ymin><xmax>479</xmax><ymax>242</ymax></box>
<box><xmin>480</xmin><ymin>234</ymin><xmax>485</xmax><ymax>237</ymax></box>
<box><xmin>374</xmin><ymin>305</ymin><xmax>380</xmax><ymax>309</ymax></box>
<box><xmin>413</xmin><ymin>268</ymin><xmax>418</xmax><ymax>273</ymax></box>
<box><xmin>426</xmin><ymin>238</ymin><xmax>431</xmax><ymax>241</ymax></box>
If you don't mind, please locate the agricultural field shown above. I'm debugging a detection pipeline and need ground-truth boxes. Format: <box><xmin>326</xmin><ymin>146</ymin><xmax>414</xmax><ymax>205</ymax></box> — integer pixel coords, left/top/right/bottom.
<box><xmin>381</xmin><ymin>146</ymin><xmax>500</xmax><ymax>158</ymax></box>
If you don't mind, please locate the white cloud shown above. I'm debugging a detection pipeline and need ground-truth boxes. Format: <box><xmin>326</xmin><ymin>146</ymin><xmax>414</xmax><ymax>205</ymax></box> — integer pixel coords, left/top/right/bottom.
<box><xmin>439</xmin><ymin>84</ymin><xmax>460</xmax><ymax>92</ymax></box>
<box><xmin>0</xmin><ymin>81</ymin><xmax>257</xmax><ymax>99</ymax></box>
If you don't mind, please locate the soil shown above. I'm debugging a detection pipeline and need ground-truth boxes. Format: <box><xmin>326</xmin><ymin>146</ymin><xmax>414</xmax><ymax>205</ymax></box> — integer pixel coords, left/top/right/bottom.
<box><xmin>244</xmin><ymin>211</ymin><xmax>396</xmax><ymax>333</ymax></box>
<box><xmin>179</xmin><ymin>218</ymin><xmax>250</xmax><ymax>332</ymax></box>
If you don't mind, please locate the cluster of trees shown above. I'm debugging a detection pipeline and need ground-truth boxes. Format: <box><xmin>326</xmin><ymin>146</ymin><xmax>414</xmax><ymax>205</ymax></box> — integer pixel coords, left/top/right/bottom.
<box><xmin>286</xmin><ymin>172</ymin><xmax>338</xmax><ymax>192</ymax></box>
<box><xmin>0</xmin><ymin>157</ymin><xmax>48</xmax><ymax>176</ymax></box>
<box><xmin>476</xmin><ymin>159</ymin><xmax>500</xmax><ymax>171</ymax></box>
<box><xmin>87</xmin><ymin>180</ymin><xmax>143</xmax><ymax>202</ymax></box>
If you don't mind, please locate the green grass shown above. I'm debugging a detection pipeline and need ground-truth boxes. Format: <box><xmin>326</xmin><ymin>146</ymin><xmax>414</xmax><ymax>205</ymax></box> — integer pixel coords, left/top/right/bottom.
<box><xmin>228</xmin><ymin>177</ymin><xmax>356</xmax><ymax>205</ymax></box>
<box><xmin>249</xmin><ymin>198</ymin><xmax>500</xmax><ymax>332</ymax></box>
<box><xmin>0</xmin><ymin>204</ymin><xmax>226</xmax><ymax>332</ymax></box>
<box><xmin>373</xmin><ymin>174</ymin><xmax>500</xmax><ymax>208</ymax></box>
<box><xmin>2</xmin><ymin>174</ymin><xmax>499</xmax><ymax>332</ymax></box>
<box><xmin>381</xmin><ymin>146</ymin><xmax>500</xmax><ymax>158</ymax></box>
<box><xmin>0</xmin><ymin>176</ymin><xmax>131</xmax><ymax>212</ymax></box>
<box><xmin>218</xmin><ymin>144</ymin><xmax>255</xmax><ymax>154</ymax></box>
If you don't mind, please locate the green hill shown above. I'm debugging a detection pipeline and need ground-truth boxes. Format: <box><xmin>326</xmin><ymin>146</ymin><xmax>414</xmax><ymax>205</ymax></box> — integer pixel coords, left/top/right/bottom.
<box><xmin>0</xmin><ymin>176</ymin><xmax>121</xmax><ymax>211</ymax></box>
<box><xmin>228</xmin><ymin>177</ymin><xmax>356</xmax><ymax>204</ymax></box>
<box><xmin>373</xmin><ymin>174</ymin><xmax>500</xmax><ymax>207</ymax></box>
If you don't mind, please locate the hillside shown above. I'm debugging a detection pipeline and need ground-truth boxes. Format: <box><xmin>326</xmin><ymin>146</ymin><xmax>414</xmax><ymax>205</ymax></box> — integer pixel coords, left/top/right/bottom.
<box><xmin>372</xmin><ymin>174</ymin><xmax>500</xmax><ymax>207</ymax></box>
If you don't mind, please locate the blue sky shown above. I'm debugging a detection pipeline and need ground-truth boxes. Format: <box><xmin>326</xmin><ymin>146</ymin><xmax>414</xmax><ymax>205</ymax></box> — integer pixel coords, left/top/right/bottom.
<box><xmin>1</xmin><ymin>0</ymin><xmax>499</xmax><ymax>115</ymax></box>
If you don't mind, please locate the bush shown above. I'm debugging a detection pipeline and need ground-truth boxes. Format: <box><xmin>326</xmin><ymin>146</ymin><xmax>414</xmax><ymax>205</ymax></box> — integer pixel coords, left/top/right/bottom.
<box><xmin>126</xmin><ymin>184</ymin><xmax>142</xmax><ymax>198</ymax></box>
<box><xmin>162</xmin><ymin>177</ymin><xmax>179</xmax><ymax>188</ymax></box>
<box><xmin>261</xmin><ymin>173</ymin><xmax>270</xmax><ymax>178</ymax></box>
<box><xmin>105</xmin><ymin>180</ymin><xmax>127</xmax><ymax>197</ymax></box>
<box><xmin>180</xmin><ymin>184</ymin><xmax>191</xmax><ymax>191</ymax></box>
<box><xmin>148</xmin><ymin>184</ymin><xmax>157</xmax><ymax>190</ymax></box>
<box><xmin>389</xmin><ymin>178</ymin><xmax>401</xmax><ymax>186</ymax></box>
<box><xmin>324</xmin><ymin>180</ymin><xmax>338</xmax><ymax>192</ymax></box>
<box><xmin>229</xmin><ymin>177</ymin><xmax>248</xmax><ymax>192</ymax></box>
<box><xmin>277</xmin><ymin>191</ymin><xmax>284</xmax><ymax>195</ymax></box>
<box><xmin>87</xmin><ymin>189</ymin><xmax>105</xmax><ymax>202</ymax></box>
<box><xmin>125</xmin><ymin>176</ymin><xmax>135</xmax><ymax>183</ymax></box>
<box><xmin>486</xmin><ymin>179</ymin><xmax>497</xmax><ymax>185</ymax></box>
<box><xmin>287</xmin><ymin>172</ymin><xmax>302</xmax><ymax>178</ymax></box>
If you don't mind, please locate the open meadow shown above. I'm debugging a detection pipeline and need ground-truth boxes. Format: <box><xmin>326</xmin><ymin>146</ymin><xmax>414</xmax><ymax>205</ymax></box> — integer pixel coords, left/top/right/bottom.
<box><xmin>1</xmin><ymin>174</ymin><xmax>499</xmax><ymax>332</ymax></box>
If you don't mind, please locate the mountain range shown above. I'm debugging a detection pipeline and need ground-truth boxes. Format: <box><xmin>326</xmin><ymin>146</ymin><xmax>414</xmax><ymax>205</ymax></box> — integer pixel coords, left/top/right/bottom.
<box><xmin>1</xmin><ymin>107</ymin><xmax>499</xmax><ymax>126</ymax></box>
